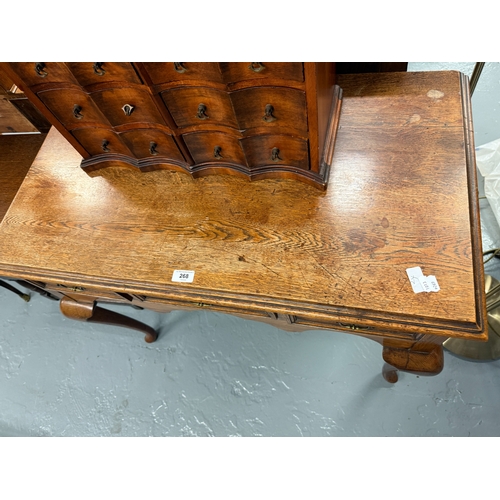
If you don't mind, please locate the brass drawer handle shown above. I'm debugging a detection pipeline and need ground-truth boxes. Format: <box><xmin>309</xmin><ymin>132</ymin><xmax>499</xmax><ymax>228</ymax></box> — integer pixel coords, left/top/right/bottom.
<box><xmin>271</xmin><ymin>147</ymin><xmax>282</xmax><ymax>162</ymax></box>
<box><xmin>263</xmin><ymin>104</ymin><xmax>277</xmax><ymax>122</ymax></box>
<box><xmin>122</xmin><ymin>104</ymin><xmax>135</xmax><ymax>116</ymax></box>
<box><xmin>93</xmin><ymin>62</ymin><xmax>105</xmax><ymax>76</ymax></box>
<box><xmin>213</xmin><ymin>145</ymin><xmax>223</xmax><ymax>159</ymax></box>
<box><xmin>338</xmin><ymin>322</ymin><xmax>373</xmax><ymax>331</ymax></box>
<box><xmin>150</xmin><ymin>141</ymin><xmax>159</xmax><ymax>155</ymax></box>
<box><xmin>174</xmin><ymin>62</ymin><xmax>187</xmax><ymax>73</ymax></box>
<box><xmin>56</xmin><ymin>284</ymin><xmax>86</xmax><ymax>292</ymax></box>
<box><xmin>196</xmin><ymin>103</ymin><xmax>209</xmax><ymax>120</ymax></box>
<box><xmin>34</xmin><ymin>62</ymin><xmax>48</xmax><ymax>78</ymax></box>
<box><xmin>102</xmin><ymin>139</ymin><xmax>110</xmax><ymax>152</ymax></box>
<box><xmin>249</xmin><ymin>62</ymin><xmax>265</xmax><ymax>73</ymax></box>
<box><xmin>73</xmin><ymin>105</ymin><xmax>83</xmax><ymax>119</ymax></box>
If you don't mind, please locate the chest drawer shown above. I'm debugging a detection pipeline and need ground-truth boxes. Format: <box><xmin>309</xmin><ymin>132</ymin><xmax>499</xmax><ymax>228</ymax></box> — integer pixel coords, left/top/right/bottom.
<box><xmin>142</xmin><ymin>63</ymin><xmax>223</xmax><ymax>84</ymax></box>
<box><xmin>72</xmin><ymin>128</ymin><xmax>133</xmax><ymax>156</ymax></box>
<box><xmin>231</xmin><ymin>87</ymin><xmax>307</xmax><ymax>134</ymax></box>
<box><xmin>221</xmin><ymin>62</ymin><xmax>304</xmax><ymax>83</ymax></box>
<box><xmin>183</xmin><ymin>131</ymin><xmax>247</xmax><ymax>166</ymax></box>
<box><xmin>66</xmin><ymin>62</ymin><xmax>142</xmax><ymax>87</ymax></box>
<box><xmin>37</xmin><ymin>88</ymin><xmax>110</xmax><ymax>129</ymax></box>
<box><xmin>7</xmin><ymin>62</ymin><xmax>78</xmax><ymax>88</ymax></box>
<box><xmin>161</xmin><ymin>87</ymin><xmax>238</xmax><ymax>129</ymax></box>
<box><xmin>241</xmin><ymin>135</ymin><xmax>309</xmax><ymax>170</ymax></box>
<box><xmin>120</xmin><ymin>129</ymin><xmax>185</xmax><ymax>161</ymax></box>
<box><xmin>90</xmin><ymin>88</ymin><xmax>166</xmax><ymax>128</ymax></box>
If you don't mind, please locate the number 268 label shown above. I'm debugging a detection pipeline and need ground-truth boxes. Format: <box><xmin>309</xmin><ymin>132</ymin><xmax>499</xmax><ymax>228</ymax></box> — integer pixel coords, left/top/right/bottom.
<box><xmin>172</xmin><ymin>270</ymin><xmax>195</xmax><ymax>283</ymax></box>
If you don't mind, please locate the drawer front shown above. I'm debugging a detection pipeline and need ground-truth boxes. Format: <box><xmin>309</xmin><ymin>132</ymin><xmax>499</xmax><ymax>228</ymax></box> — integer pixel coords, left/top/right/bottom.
<box><xmin>120</xmin><ymin>129</ymin><xmax>185</xmax><ymax>161</ymax></box>
<box><xmin>221</xmin><ymin>62</ymin><xmax>304</xmax><ymax>83</ymax></box>
<box><xmin>142</xmin><ymin>62</ymin><xmax>223</xmax><ymax>84</ymax></box>
<box><xmin>66</xmin><ymin>62</ymin><xmax>142</xmax><ymax>87</ymax></box>
<box><xmin>72</xmin><ymin>128</ymin><xmax>133</xmax><ymax>156</ymax></box>
<box><xmin>46</xmin><ymin>283</ymin><xmax>133</xmax><ymax>303</ymax></box>
<box><xmin>8</xmin><ymin>62</ymin><xmax>78</xmax><ymax>87</ymax></box>
<box><xmin>241</xmin><ymin>135</ymin><xmax>309</xmax><ymax>170</ymax></box>
<box><xmin>183</xmin><ymin>131</ymin><xmax>247</xmax><ymax>166</ymax></box>
<box><xmin>90</xmin><ymin>88</ymin><xmax>166</xmax><ymax>127</ymax></box>
<box><xmin>161</xmin><ymin>87</ymin><xmax>238</xmax><ymax>129</ymax></box>
<box><xmin>231</xmin><ymin>87</ymin><xmax>307</xmax><ymax>134</ymax></box>
<box><xmin>37</xmin><ymin>88</ymin><xmax>110</xmax><ymax>129</ymax></box>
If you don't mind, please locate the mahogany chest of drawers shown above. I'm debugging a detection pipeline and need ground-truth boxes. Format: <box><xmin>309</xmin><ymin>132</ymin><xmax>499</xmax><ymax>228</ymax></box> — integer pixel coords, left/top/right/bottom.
<box><xmin>1</xmin><ymin>62</ymin><xmax>341</xmax><ymax>189</ymax></box>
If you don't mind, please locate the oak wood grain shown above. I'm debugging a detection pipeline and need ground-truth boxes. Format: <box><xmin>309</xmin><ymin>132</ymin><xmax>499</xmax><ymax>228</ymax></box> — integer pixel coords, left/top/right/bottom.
<box><xmin>0</xmin><ymin>133</ymin><xmax>46</xmax><ymax>221</ymax></box>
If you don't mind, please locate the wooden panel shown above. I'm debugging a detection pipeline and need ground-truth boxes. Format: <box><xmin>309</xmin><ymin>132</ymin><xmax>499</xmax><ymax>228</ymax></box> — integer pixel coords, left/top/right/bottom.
<box><xmin>240</xmin><ymin>135</ymin><xmax>309</xmax><ymax>170</ymax></box>
<box><xmin>72</xmin><ymin>128</ymin><xmax>133</xmax><ymax>156</ymax></box>
<box><xmin>0</xmin><ymin>134</ymin><xmax>46</xmax><ymax>222</ymax></box>
<box><xmin>142</xmin><ymin>63</ymin><xmax>223</xmax><ymax>84</ymax></box>
<box><xmin>89</xmin><ymin>87</ymin><xmax>166</xmax><ymax>128</ymax></box>
<box><xmin>161</xmin><ymin>87</ymin><xmax>238</xmax><ymax>129</ymax></box>
<box><xmin>220</xmin><ymin>63</ymin><xmax>304</xmax><ymax>83</ymax></box>
<box><xmin>66</xmin><ymin>62</ymin><xmax>142</xmax><ymax>87</ymax></box>
<box><xmin>183</xmin><ymin>131</ymin><xmax>247</xmax><ymax>165</ymax></box>
<box><xmin>230</xmin><ymin>87</ymin><xmax>307</xmax><ymax>134</ymax></box>
<box><xmin>37</xmin><ymin>88</ymin><xmax>110</xmax><ymax>130</ymax></box>
<box><xmin>0</xmin><ymin>99</ymin><xmax>39</xmax><ymax>133</ymax></box>
<box><xmin>120</xmin><ymin>128</ymin><xmax>185</xmax><ymax>161</ymax></box>
<box><xmin>6</xmin><ymin>62</ymin><xmax>78</xmax><ymax>88</ymax></box>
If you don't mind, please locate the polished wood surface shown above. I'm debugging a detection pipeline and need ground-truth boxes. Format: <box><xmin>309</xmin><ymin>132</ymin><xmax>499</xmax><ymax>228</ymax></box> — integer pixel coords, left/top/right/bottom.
<box><xmin>0</xmin><ymin>71</ymin><xmax>486</xmax><ymax>380</ymax></box>
<box><xmin>0</xmin><ymin>133</ymin><xmax>46</xmax><ymax>221</ymax></box>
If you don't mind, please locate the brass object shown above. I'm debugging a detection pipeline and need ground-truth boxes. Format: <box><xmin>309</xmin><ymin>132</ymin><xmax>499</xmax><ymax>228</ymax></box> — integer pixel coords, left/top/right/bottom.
<box><xmin>443</xmin><ymin>274</ymin><xmax>500</xmax><ymax>360</ymax></box>
<box><xmin>196</xmin><ymin>103</ymin><xmax>209</xmax><ymax>120</ymax></box>
<box><xmin>34</xmin><ymin>62</ymin><xmax>47</xmax><ymax>77</ymax></box>
<box><xmin>271</xmin><ymin>147</ymin><xmax>282</xmax><ymax>162</ymax></box>
<box><xmin>93</xmin><ymin>62</ymin><xmax>105</xmax><ymax>76</ymax></box>
<box><xmin>173</xmin><ymin>62</ymin><xmax>187</xmax><ymax>73</ymax></box>
<box><xmin>263</xmin><ymin>104</ymin><xmax>277</xmax><ymax>122</ymax></box>
<box><xmin>213</xmin><ymin>146</ymin><xmax>223</xmax><ymax>159</ymax></box>
<box><xmin>73</xmin><ymin>105</ymin><xmax>83</xmax><ymax>119</ymax></box>
<box><xmin>122</xmin><ymin>104</ymin><xmax>134</xmax><ymax>116</ymax></box>
<box><xmin>149</xmin><ymin>142</ymin><xmax>158</xmax><ymax>156</ymax></box>
<box><xmin>249</xmin><ymin>62</ymin><xmax>265</xmax><ymax>73</ymax></box>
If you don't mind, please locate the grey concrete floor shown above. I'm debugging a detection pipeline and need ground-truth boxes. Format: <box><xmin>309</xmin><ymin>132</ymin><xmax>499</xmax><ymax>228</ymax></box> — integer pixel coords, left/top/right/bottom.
<box><xmin>1</xmin><ymin>63</ymin><xmax>500</xmax><ymax>438</ymax></box>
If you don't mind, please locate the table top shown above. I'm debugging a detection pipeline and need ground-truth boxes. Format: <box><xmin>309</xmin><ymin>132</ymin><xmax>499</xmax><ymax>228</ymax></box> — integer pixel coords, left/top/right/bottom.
<box><xmin>0</xmin><ymin>71</ymin><xmax>486</xmax><ymax>339</ymax></box>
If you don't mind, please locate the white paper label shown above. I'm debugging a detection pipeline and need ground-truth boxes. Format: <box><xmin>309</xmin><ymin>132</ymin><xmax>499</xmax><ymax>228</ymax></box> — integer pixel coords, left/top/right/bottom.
<box><xmin>172</xmin><ymin>270</ymin><xmax>195</xmax><ymax>283</ymax></box>
<box><xmin>406</xmin><ymin>267</ymin><xmax>439</xmax><ymax>293</ymax></box>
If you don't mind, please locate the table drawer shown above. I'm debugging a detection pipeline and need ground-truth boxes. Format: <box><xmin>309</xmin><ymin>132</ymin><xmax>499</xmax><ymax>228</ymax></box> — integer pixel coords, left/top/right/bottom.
<box><xmin>120</xmin><ymin>128</ymin><xmax>185</xmax><ymax>161</ymax></box>
<box><xmin>241</xmin><ymin>135</ymin><xmax>309</xmax><ymax>170</ymax></box>
<box><xmin>221</xmin><ymin>62</ymin><xmax>304</xmax><ymax>83</ymax></box>
<box><xmin>90</xmin><ymin>88</ymin><xmax>166</xmax><ymax>128</ymax></box>
<box><xmin>45</xmin><ymin>283</ymin><xmax>133</xmax><ymax>303</ymax></box>
<box><xmin>72</xmin><ymin>128</ymin><xmax>133</xmax><ymax>156</ymax></box>
<box><xmin>183</xmin><ymin>131</ymin><xmax>247</xmax><ymax>166</ymax></box>
<box><xmin>231</xmin><ymin>87</ymin><xmax>307</xmax><ymax>134</ymax></box>
<box><xmin>7</xmin><ymin>62</ymin><xmax>78</xmax><ymax>88</ymax></box>
<box><xmin>37</xmin><ymin>88</ymin><xmax>110</xmax><ymax>129</ymax></box>
<box><xmin>66</xmin><ymin>62</ymin><xmax>142</xmax><ymax>87</ymax></box>
<box><xmin>161</xmin><ymin>87</ymin><xmax>238</xmax><ymax>129</ymax></box>
<box><xmin>142</xmin><ymin>63</ymin><xmax>223</xmax><ymax>84</ymax></box>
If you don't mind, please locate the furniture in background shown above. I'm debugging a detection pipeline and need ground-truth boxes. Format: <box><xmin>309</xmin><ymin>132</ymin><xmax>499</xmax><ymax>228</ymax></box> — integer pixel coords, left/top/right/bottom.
<box><xmin>1</xmin><ymin>63</ymin><xmax>341</xmax><ymax>189</ymax></box>
<box><xmin>0</xmin><ymin>67</ymin><xmax>50</xmax><ymax>134</ymax></box>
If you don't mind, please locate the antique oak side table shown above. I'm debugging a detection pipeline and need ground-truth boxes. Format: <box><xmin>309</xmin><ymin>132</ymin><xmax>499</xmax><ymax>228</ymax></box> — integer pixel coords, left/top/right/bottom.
<box><xmin>0</xmin><ymin>71</ymin><xmax>487</xmax><ymax>382</ymax></box>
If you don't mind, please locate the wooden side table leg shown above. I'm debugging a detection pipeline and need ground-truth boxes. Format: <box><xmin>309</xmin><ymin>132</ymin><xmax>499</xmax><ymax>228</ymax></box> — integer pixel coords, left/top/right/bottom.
<box><xmin>382</xmin><ymin>363</ymin><xmax>399</xmax><ymax>383</ymax></box>
<box><xmin>381</xmin><ymin>337</ymin><xmax>444</xmax><ymax>382</ymax></box>
<box><xmin>60</xmin><ymin>296</ymin><xmax>158</xmax><ymax>343</ymax></box>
